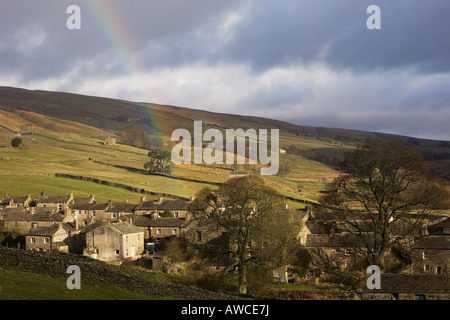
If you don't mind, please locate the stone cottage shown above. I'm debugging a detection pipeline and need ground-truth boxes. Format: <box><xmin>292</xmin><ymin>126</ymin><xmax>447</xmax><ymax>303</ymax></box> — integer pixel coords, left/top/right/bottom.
<box><xmin>81</xmin><ymin>221</ymin><xmax>145</xmax><ymax>262</ymax></box>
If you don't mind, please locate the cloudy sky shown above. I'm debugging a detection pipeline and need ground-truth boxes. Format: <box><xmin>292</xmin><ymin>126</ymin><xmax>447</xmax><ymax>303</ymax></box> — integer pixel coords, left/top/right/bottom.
<box><xmin>1</xmin><ymin>0</ymin><xmax>450</xmax><ymax>140</ymax></box>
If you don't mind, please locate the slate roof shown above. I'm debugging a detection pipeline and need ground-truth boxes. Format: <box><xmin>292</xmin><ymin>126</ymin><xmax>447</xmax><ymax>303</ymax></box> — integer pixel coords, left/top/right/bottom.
<box><xmin>134</xmin><ymin>216</ymin><xmax>186</xmax><ymax>228</ymax></box>
<box><xmin>26</xmin><ymin>225</ymin><xmax>61</xmax><ymax>236</ymax></box>
<box><xmin>412</xmin><ymin>235</ymin><xmax>450</xmax><ymax>250</ymax></box>
<box><xmin>105</xmin><ymin>202</ymin><xmax>137</xmax><ymax>213</ymax></box>
<box><xmin>362</xmin><ymin>274</ymin><xmax>450</xmax><ymax>293</ymax></box>
<box><xmin>109</xmin><ymin>222</ymin><xmax>144</xmax><ymax>235</ymax></box>
<box><xmin>71</xmin><ymin>203</ymin><xmax>109</xmax><ymax>211</ymax></box>
<box><xmin>39</xmin><ymin>195</ymin><xmax>71</xmax><ymax>204</ymax></box>
<box><xmin>135</xmin><ymin>199</ymin><xmax>189</xmax><ymax>211</ymax></box>
<box><xmin>134</xmin><ymin>201</ymin><xmax>158</xmax><ymax>211</ymax></box>
<box><xmin>1</xmin><ymin>195</ymin><xmax>31</xmax><ymax>205</ymax></box>
<box><xmin>4</xmin><ymin>209</ymin><xmax>64</xmax><ymax>222</ymax></box>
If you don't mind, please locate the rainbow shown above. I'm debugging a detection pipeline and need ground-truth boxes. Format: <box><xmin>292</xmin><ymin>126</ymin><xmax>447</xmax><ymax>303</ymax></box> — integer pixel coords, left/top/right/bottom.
<box><xmin>81</xmin><ymin>0</ymin><xmax>166</xmax><ymax>138</ymax></box>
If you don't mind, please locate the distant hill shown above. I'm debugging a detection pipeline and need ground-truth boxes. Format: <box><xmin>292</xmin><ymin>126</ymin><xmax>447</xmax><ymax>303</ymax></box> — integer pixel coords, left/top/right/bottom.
<box><xmin>1</xmin><ymin>86</ymin><xmax>449</xmax><ymax>180</ymax></box>
<box><xmin>0</xmin><ymin>108</ymin><xmax>110</xmax><ymax>136</ymax></box>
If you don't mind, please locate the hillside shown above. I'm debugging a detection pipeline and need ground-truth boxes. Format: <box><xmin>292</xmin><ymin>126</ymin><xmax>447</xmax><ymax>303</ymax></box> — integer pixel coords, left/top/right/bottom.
<box><xmin>0</xmin><ymin>86</ymin><xmax>449</xmax><ymax>192</ymax></box>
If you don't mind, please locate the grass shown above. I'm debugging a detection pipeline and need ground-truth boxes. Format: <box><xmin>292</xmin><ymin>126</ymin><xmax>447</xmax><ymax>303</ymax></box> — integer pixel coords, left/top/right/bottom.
<box><xmin>0</xmin><ymin>267</ymin><xmax>169</xmax><ymax>300</ymax></box>
<box><xmin>0</xmin><ymin>125</ymin><xmax>339</xmax><ymax>203</ymax></box>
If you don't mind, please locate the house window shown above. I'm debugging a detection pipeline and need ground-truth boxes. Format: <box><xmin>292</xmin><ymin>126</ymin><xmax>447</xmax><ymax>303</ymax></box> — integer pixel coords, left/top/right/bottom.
<box><xmin>44</xmin><ymin>238</ymin><xmax>50</xmax><ymax>244</ymax></box>
<box><xmin>59</xmin><ymin>205</ymin><xmax>63</xmax><ymax>211</ymax></box>
<box><xmin>174</xmin><ymin>212</ymin><xmax>179</xmax><ymax>218</ymax></box>
<box><xmin>126</xmin><ymin>248</ymin><xmax>129</xmax><ymax>256</ymax></box>
<box><xmin>273</xmin><ymin>271</ymin><xmax>280</xmax><ymax>278</ymax></box>
<box><xmin>415</xmin><ymin>294</ymin><xmax>426</xmax><ymax>300</ymax></box>
<box><xmin>111</xmin><ymin>213</ymin><xmax>117</xmax><ymax>218</ymax></box>
<box><xmin>126</xmin><ymin>235</ymin><xmax>129</xmax><ymax>242</ymax></box>
<box><xmin>92</xmin><ymin>211</ymin><xmax>96</xmax><ymax>217</ymax></box>
<box><xmin>157</xmin><ymin>229</ymin><xmax>162</xmax><ymax>234</ymax></box>
<box><xmin>137</xmin><ymin>234</ymin><xmax>140</xmax><ymax>240</ymax></box>
<box><xmin>31</xmin><ymin>237</ymin><xmax>36</xmax><ymax>243</ymax></box>
<box><xmin>424</xmin><ymin>265</ymin><xmax>430</xmax><ymax>272</ymax></box>
<box><xmin>422</xmin><ymin>251</ymin><xmax>429</xmax><ymax>259</ymax></box>
<box><xmin>115</xmin><ymin>250</ymin><xmax>120</xmax><ymax>256</ymax></box>
<box><xmin>196</xmin><ymin>231</ymin><xmax>202</xmax><ymax>241</ymax></box>
<box><xmin>436</xmin><ymin>266</ymin><xmax>443</xmax><ymax>275</ymax></box>
<box><xmin>344</xmin><ymin>249</ymin><xmax>351</xmax><ymax>256</ymax></box>
<box><xmin>83</xmin><ymin>210</ymin><xmax>87</xmax><ymax>215</ymax></box>
<box><xmin>173</xmin><ymin>229</ymin><xmax>177</xmax><ymax>235</ymax></box>
<box><xmin>155</xmin><ymin>238</ymin><xmax>160</xmax><ymax>244</ymax></box>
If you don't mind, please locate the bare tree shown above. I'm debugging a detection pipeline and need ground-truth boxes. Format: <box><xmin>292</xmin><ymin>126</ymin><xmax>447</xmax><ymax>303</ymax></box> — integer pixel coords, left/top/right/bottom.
<box><xmin>317</xmin><ymin>138</ymin><xmax>449</xmax><ymax>268</ymax></box>
<box><xmin>189</xmin><ymin>175</ymin><xmax>294</xmax><ymax>295</ymax></box>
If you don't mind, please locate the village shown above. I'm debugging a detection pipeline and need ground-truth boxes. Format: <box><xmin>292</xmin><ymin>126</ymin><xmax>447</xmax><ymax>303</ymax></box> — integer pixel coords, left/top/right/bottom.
<box><xmin>0</xmin><ymin>189</ymin><xmax>448</xmax><ymax>300</ymax></box>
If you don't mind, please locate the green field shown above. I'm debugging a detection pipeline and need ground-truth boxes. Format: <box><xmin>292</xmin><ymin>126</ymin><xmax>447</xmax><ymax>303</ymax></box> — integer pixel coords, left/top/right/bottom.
<box><xmin>0</xmin><ymin>267</ymin><xmax>168</xmax><ymax>300</ymax></box>
<box><xmin>0</xmin><ymin>127</ymin><xmax>338</xmax><ymax>205</ymax></box>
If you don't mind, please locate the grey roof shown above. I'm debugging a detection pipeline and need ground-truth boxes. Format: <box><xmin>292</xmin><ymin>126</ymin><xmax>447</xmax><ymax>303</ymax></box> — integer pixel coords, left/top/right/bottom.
<box><xmin>412</xmin><ymin>235</ymin><xmax>450</xmax><ymax>250</ymax></box>
<box><xmin>1</xmin><ymin>195</ymin><xmax>31</xmax><ymax>205</ymax></box>
<box><xmin>26</xmin><ymin>225</ymin><xmax>61</xmax><ymax>236</ymax></box>
<box><xmin>137</xmin><ymin>217</ymin><xmax>186</xmax><ymax>228</ymax></box>
<box><xmin>135</xmin><ymin>201</ymin><xmax>158</xmax><ymax>211</ymax></box>
<box><xmin>105</xmin><ymin>202</ymin><xmax>137</xmax><ymax>213</ymax></box>
<box><xmin>4</xmin><ymin>209</ymin><xmax>64</xmax><ymax>222</ymax></box>
<box><xmin>72</xmin><ymin>197</ymin><xmax>94</xmax><ymax>205</ymax></box>
<box><xmin>109</xmin><ymin>222</ymin><xmax>144</xmax><ymax>234</ymax></box>
<box><xmin>79</xmin><ymin>221</ymin><xmax>144</xmax><ymax>235</ymax></box>
<box><xmin>39</xmin><ymin>195</ymin><xmax>71</xmax><ymax>204</ymax></box>
<box><xmin>78</xmin><ymin>220</ymin><xmax>103</xmax><ymax>234</ymax></box>
<box><xmin>71</xmin><ymin>203</ymin><xmax>109</xmax><ymax>211</ymax></box>
<box><xmin>135</xmin><ymin>199</ymin><xmax>189</xmax><ymax>211</ymax></box>
<box><xmin>157</xmin><ymin>200</ymin><xmax>189</xmax><ymax>210</ymax></box>
<box><xmin>362</xmin><ymin>274</ymin><xmax>450</xmax><ymax>293</ymax></box>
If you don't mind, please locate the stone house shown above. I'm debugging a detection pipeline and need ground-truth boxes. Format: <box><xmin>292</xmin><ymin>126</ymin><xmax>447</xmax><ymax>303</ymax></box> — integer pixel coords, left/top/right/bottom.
<box><xmin>71</xmin><ymin>202</ymin><xmax>109</xmax><ymax>228</ymax></box>
<box><xmin>299</xmin><ymin>211</ymin><xmax>423</xmax><ymax>272</ymax></box>
<box><xmin>361</xmin><ymin>274</ymin><xmax>450</xmax><ymax>300</ymax></box>
<box><xmin>410</xmin><ymin>217</ymin><xmax>450</xmax><ymax>275</ymax></box>
<box><xmin>2</xmin><ymin>208</ymin><xmax>69</xmax><ymax>234</ymax></box>
<box><xmin>25</xmin><ymin>224</ymin><xmax>72</xmax><ymax>253</ymax></box>
<box><xmin>36</xmin><ymin>191</ymin><xmax>74</xmax><ymax>213</ymax></box>
<box><xmin>133</xmin><ymin>215</ymin><xmax>189</xmax><ymax>250</ymax></box>
<box><xmin>104</xmin><ymin>201</ymin><xmax>137</xmax><ymax>222</ymax></box>
<box><xmin>72</xmin><ymin>194</ymin><xmax>96</xmax><ymax>206</ymax></box>
<box><xmin>104</xmin><ymin>137</ymin><xmax>116</xmax><ymax>146</ymax></box>
<box><xmin>81</xmin><ymin>221</ymin><xmax>145</xmax><ymax>262</ymax></box>
<box><xmin>134</xmin><ymin>198</ymin><xmax>190</xmax><ymax>219</ymax></box>
<box><xmin>0</xmin><ymin>194</ymin><xmax>32</xmax><ymax>209</ymax></box>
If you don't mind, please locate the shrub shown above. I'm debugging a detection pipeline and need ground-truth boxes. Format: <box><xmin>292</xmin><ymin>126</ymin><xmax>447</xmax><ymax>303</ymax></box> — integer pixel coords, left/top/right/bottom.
<box><xmin>11</xmin><ymin>137</ymin><xmax>23</xmax><ymax>148</ymax></box>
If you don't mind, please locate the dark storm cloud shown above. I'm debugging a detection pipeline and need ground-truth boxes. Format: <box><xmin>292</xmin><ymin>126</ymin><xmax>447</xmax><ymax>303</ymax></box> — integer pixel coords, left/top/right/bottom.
<box><xmin>216</xmin><ymin>0</ymin><xmax>450</xmax><ymax>74</ymax></box>
<box><xmin>1</xmin><ymin>0</ymin><xmax>449</xmax><ymax>140</ymax></box>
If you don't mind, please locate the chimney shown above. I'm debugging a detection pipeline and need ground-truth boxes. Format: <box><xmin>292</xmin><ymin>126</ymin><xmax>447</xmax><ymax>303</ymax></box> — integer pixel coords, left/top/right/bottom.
<box><xmin>108</xmin><ymin>200</ymin><xmax>113</xmax><ymax>209</ymax></box>
<box><xmin>157</xmin><ymin>196</ymin><xmax>163</xmax><ymax>204</ymax></box>
<box><xmin>189</xmin><ymin>196</ymin><xmax>195</xmax><ymax>202</ymax></box>
<box><xmin>40</xmin><ymin>189</ymin><xmax>45</xmax><ymax>200</ymax></box>
<box><xmin>141</xmin><ymin>196</ymin><xmax>146</xmax><ymax>203</ymax></box>
<box><xmin>89</xmin><ymin>194</ymin><xmax>95</xmax><ymax>203</ymax></box>
<box><xmin>75</xmin><ymin>218</ymin><xmax>79</xmax><ymax>231</ymax></box>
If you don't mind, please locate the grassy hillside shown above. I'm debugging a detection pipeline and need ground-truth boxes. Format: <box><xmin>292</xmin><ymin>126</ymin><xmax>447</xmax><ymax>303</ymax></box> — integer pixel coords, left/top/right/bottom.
<box><xmin>0</xmin><ymin>247</ymin><xmax>238</xmax><ymax>300</ymax></box>
<box><xmin>0</xmin><ymin>267</ymin><xmax>165</xmax><ymax>300</ymax></box>
<box><xmin>0</xmin><ymin>86</ymin><xmax>448</xmax><ymax>206</ymax></box>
